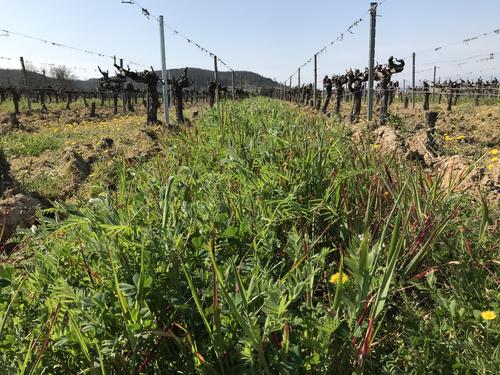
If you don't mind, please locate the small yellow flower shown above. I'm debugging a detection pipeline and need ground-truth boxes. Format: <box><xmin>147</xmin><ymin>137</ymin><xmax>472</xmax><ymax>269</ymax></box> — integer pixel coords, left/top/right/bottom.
<box><xmin>330</xmin><ymin>272</ymin><xmax>349</xmax><ymax>285</ymax></box>
<box><xmin>481</xmin><ymin>310</ymin><xmax>496</xmax><ymax>321</ymax></box>
<box><xmin>490</xmin><ymin>149</ymin><xmax>499</xmax><ymax>156</ymax></box>
<box><xmin>445</xmin><ymin>135</ymin><xmax>465</xmax><ymax>142</ymax></box>
<box><xmin>487</xmin><ymin>164</ymin><xmax>495</xmax><ymax>171</ymax></box>
<box><xmin>490</xmin><ymin>157</ymin><xmax>498</xmax><ymax>163</ymax></box>
<box><xmin>371</xmin><ymin>144</ymin><xmax>381</xmax><ymax>150</ymax></box>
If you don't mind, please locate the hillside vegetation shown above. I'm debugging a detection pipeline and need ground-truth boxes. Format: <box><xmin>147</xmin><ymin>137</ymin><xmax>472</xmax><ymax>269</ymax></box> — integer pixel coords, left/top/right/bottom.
<box><xmin>0</xmin><ymin>68</ymin><xmax>279</xmax><ymax>91</ymax></box>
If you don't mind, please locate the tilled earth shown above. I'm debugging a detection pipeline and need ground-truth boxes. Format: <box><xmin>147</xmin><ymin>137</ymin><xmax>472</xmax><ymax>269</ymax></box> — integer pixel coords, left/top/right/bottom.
<box><xmin>301</xmin><ymin>98</ymin><xmax>500</xmax><ymax>206</ymax></box>
<box><xmin>0</xmin><ymin>101</ymin><xmax>206</xmax><ymax>244</ymax></box>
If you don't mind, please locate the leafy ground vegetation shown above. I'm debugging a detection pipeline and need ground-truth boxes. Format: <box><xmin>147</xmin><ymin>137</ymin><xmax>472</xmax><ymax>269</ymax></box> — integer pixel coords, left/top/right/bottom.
<box><xmin>0</xmin><ymin>98</ymin><xmax>499</xmax><ymax>374</ymax></box>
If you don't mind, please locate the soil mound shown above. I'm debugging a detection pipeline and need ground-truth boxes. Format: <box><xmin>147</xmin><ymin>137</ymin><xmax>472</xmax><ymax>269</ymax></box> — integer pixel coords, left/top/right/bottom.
<box><xmin>373</xmin><ymin>126</ymin><xmax>401</xmax><ymax>155</ymax></box>
<box><xmin>0</xmin><ymin>149</ymin><xmax>41</xmax><ymax>242</ymax></box>
<box><xmin>0</xmin><ymin>193</ymin><xmax>40</xmax><ymax>242</ymax></box>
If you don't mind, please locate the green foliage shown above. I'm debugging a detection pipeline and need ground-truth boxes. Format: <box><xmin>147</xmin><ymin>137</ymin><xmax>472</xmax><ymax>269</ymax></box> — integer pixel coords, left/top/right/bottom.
<box><xmin>0</xmin><ymin>99</ymin><xmax>498</xmax><ymax>373</ymax></box>
<box><xmin>0</xmin><ymin>132</ymin><xmax>62</xmax><ymax>157</ymax></box>
<box><xmin>0</xmin><ymin>98</ymin><xmax>91</xmax><ymax>114</ymax></box>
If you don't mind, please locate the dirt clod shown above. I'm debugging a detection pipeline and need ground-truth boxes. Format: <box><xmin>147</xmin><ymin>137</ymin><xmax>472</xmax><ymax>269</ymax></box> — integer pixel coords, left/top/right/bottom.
<box><xmin>373</xmin><ymin>126</ymin><xmax>401</xmax><ymax>155</ymax></box>
<box><xmin>63</xmin><ymin>149</ymin><xmax>91</xmax><ymax>185</ymax></box>
<box><xmin>0</xmin><ymin>150</ymin><xmax>12</xmax><ymax>196</ymax></box>
<box><xmin>0</xmin><ymin>193</ymin><xmax>40</xmax><ymax>242</ymax></box>
<box><xmin>98</xmin><ymin>138</ymin><xmax>114</xmax><ymax>151</ymax></box>
<box><xmin>433</xmin><ymin>155</ymin><xmax>481</xmax><ymax>192</ymax></box>
<box><xmin>406</xmin><ymin>130</ymin><xmax>437</xmax><ymax>167</ymax></box>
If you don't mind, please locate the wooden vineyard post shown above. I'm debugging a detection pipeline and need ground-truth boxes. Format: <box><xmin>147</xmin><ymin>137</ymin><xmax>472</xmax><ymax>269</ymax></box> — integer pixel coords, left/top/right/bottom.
<box><xmin>9</xmin><ymin>113</ymin><xmax>20</xmax><ymax>128</ymax></box>
<box><xmin>66</xmin><ymin>91</ymin><xmax>72</xmax><ymax>110</ymax></box>
<box><xmin>488</xmin><ymin>76</ymin><xmax>491</xmax><ymax>100</ymax></box>
<box><xmin>432</xmin><ymin>65</ymin><xmax>437</xmax><ymax>103</ymax></box>
<box><xmin>232</xmin><ymin>70</ymin><xmax>235</xmax><ymax>101</ymax></box>
<box><xmin>298</xmin><ymin>68</ymin><xmax>301</xmax><ymax>106</ymax></box>
<box><xmin>89</xmin><ymin>102</ymin><xmax>96</xmax><ymax>117</ymax></box>
<box><xmin>412</xmin><ymin>52</ymin><xmax>416</xmax><ymax>110</ymax></box>
<box><xmin>367</xmin><ymin>2</ymin><xmax>377</xmax><ymax>121</ymax></box>
<box><xmin>446</xmin><ymin>80</ymin><xmax>454</xmax><ymax>111</ymax></box>
<box><xmin>313</xmin><ymin>54</ymin><xmax>317</xmax><ymax>109</ymax></box>
<box><xmin>289</xmin><ymin>77</ymin><xmax>292</xmax><ymax>102</ymax></box>
<box><xmin>401</xmin><ymin>79</ymin><xmax>405</xmax><ymax>103</ymax></box>
<box><xmin>40</xmin><ymin>69</ymin><xmax>47</xmax><ymax>111</ymax></box>
<box><xmin>403</xmin><ymin>79</ymin><xmax>406</xmax><ymax>93</ymax></box>
<box><xmin>214</xmin><ymin>55</ymin><xmax>219</xmax><ymax>105</ymax></box>
<box><xmin>403</xmin><ymin>80</ymin><xmax>408</xmax><ymax>109</ymax></box>
<box><xmin>20</xmin><ymin>56</ymin><xmax>32</xmax><ymax>111</ymax></box>
<box><xmin>120</xmin><ymin>58</ymin><xmax>126</xmax><ymax>113</ymax></box>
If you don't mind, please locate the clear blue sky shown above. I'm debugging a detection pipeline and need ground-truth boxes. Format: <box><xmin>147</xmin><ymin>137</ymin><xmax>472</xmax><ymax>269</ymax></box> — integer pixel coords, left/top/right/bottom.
<box><xmin>0</xmin><ymin>0</ymin><xmax>499</xmax><ymax>84</ymax></box>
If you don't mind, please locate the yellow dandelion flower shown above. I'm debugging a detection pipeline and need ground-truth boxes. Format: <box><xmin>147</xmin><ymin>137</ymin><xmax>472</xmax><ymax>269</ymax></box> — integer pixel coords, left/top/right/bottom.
<box><xmin>487</xmin><ymin>164</ymin><xmax>494</xmax><ymax>171</ymax></box>
<box><xmin>445</xmin><ymin>135</ymin><xmax>465</xmax><ymax>141</ymax></box>
<box><xmin>330</xmin><ymin>272</ymin><xmax>349</xmax><ymax>285</ymax></box>
<box><xmin>481</xmin><ymin>310</ymin><xmax>496</xmax><ymax>321</ymax></box>
<box><xmin>490</xmin><ymin>149</ymin><xmax>498</xmax><ymax>156</ymax></box>
<box><xmin>490</xmin><ymin>157</ymin><xmax>498</xmax><ymax>163</ymax></box>
<box><xmin>371</xmin><ymin>144</ymin><xmax>381</xmax><ymax>150</ymax></box>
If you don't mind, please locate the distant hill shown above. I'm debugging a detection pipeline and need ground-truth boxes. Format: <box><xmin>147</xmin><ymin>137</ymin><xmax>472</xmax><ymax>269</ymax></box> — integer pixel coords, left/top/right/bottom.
<box><xmin>0</xmin><ymin>68</ymin><xmax>280</xmax><ymax>91</ymax></box>
<box><xmin>168</xmin><ymin>68</ymin><xmax>279</xmax><ymax>90</ymax></box>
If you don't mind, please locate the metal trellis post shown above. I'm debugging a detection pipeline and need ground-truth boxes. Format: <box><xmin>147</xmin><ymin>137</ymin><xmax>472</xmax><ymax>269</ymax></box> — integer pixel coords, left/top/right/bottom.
<box><xmin>159</xmin><ymin>15</ymin><xmax>170</xmax><ymax>125</ymax></box>
<box><xmin>367</xmin><ymin>2</ymin><xmax>377</xmax><ymax>121</ymax></box>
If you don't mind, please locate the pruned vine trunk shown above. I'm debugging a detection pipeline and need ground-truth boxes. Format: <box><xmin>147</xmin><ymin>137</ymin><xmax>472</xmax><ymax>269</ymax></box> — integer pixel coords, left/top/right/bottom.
<box><xmin>89</xmin><ymin>102</ymin><xmax>96</xmax><ymax>117</ymax></box>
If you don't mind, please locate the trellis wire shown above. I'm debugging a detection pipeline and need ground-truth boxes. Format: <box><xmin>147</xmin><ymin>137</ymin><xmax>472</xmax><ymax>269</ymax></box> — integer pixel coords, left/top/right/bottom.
<box><xmin>0</xmin><ymin>28</ymin><xmax>145</xmax><ymax>68</ymax></box>
<box><xmin>122</xmin><ymin>0</ymin><xmax>234</xmax><ymax>71</ymax></box>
